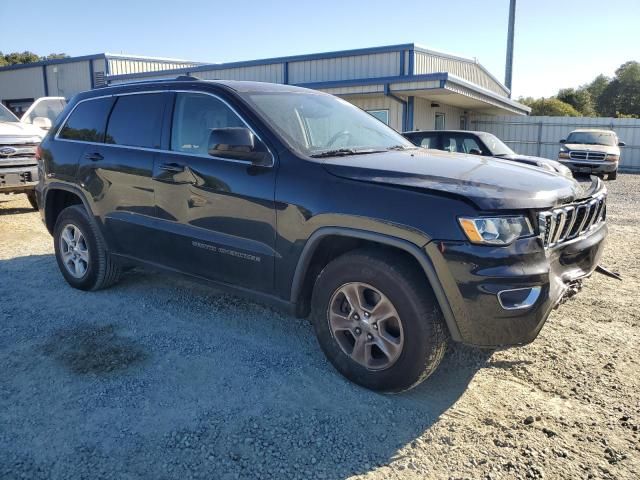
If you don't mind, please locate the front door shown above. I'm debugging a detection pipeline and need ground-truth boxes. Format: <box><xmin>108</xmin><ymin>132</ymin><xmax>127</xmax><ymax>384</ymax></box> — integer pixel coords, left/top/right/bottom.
<box><xmin>152</xmin><ymin>91</ymin><xmax>277</xmax><ymax>293</ymax></box>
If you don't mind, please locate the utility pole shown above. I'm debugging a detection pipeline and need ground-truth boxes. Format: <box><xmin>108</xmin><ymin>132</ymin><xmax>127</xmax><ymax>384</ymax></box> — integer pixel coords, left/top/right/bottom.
<box><xmin>505</xmin><ymin>0</ymin><xmax>516</xmax><ymax>97</ymax></box>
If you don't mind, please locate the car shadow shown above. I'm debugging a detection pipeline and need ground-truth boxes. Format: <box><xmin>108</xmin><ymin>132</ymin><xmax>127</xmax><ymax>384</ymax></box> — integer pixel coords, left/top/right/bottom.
<box><xmin>0</xmin><ymin>254</ymin><xmax>493</xmax><ymax>479</ymax></box>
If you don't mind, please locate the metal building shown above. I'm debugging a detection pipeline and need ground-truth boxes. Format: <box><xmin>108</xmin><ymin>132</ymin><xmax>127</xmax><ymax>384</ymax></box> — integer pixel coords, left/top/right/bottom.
<box><xmin>0</xmin><ymin>44</ymin><xmax>530</xmax><ymax>130</ymax></box>
<box><xmin>0</xmin><ymin>53</ymin><xmax>201</xmax><ymax>116</ymax></box>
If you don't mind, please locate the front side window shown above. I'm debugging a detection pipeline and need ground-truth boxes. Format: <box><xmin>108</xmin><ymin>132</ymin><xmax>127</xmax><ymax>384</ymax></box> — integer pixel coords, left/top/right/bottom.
<box><xmin>242</xmin><ymin>91</ymin><xmax>413</xmax><ymax>156</ymax></box>
<box><xmin>106</xmin><ymin>94</ymin><xmax>165</xmax><ymax>148</ymax></box>
<box><xmin>366</xmin><ymin>109</ymin><xmax>389</xmax><ymax>125</ymax></box>
<box><xmin>171</xmin><ymin>92</ymin><xmax>245</xmax><ymax>156</ymax></box>
<box><xmin>479</xmin><ymin>133</ymin><xmax>514</xmax><ymax>156</ymax></box>
<box><xmin>416</xmin><ymin>134</ymin><xmax>438</xmax><ymax>148</ymax></box>
<box><xmin>59</xmin><ymin>97</ymin><xmax>115</xmax><ymax>142</ymax></box>
<box><xmin>443</xmin><ymin>135</ymin><xmax>484</xmax><ymax>154</ymax></box>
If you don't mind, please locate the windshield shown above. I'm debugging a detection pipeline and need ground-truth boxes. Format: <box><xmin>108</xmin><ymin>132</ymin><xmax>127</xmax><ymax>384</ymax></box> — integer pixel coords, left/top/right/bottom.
<box><xmin>479</xmin><ymin>133</ymin><xmax>515</xmax><ymax>156</ymax></box>
<box><xmin>242</xmin><ymin>91</ymin><xmax>414</xmax><ymax>157</ymax></box>
<box><xmin>566</xmin><ymin>131</ymin><xmax>616</xmax><ymax>146</ymax></box>
<box><xmin>0</xmin><ymin>103</ymin><xmax>20</xmax><ymax>123</ymax></box>
<box><xmin>21</xmin><ymin>97</ymin><xmax>66</xmax><ymax>125</ymax></box>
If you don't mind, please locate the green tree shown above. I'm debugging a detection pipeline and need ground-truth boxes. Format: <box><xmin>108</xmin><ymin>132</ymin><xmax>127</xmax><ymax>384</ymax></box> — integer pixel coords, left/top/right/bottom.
<box><xmin>597</xmin><ymin>61</ymin><xmax>640</xmax><ymax>117</ymax></box>
<box><xmin>44</xmin><ymin>53</ymin><xmax>69</xmax><ymax>60</ymax></box>
<box><xmin>519</xmin><ymin>97</ymin><xmax>581</xmax><ymax>116</ymax></box>
<box><xmin>585</xmin><ymin>74</ymin><xmax>610</xmax><ymax>105</ymax></box>
<box><xmin>2</xmin><ymin>51</ymin><xmax>41</xmax><ymax>65</ymax></box>
<box><xmin>556</xmin><ymin>87</ymin><xmax>595</xmax><ymax>116</ymax></box>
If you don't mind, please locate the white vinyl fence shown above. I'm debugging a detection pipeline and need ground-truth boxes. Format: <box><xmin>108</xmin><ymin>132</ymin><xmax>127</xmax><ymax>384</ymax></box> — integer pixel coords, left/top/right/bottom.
<box><xmin>470</xmin><ymin>115</ymin><xmax>640</xmax><ymax>172</ymax></box>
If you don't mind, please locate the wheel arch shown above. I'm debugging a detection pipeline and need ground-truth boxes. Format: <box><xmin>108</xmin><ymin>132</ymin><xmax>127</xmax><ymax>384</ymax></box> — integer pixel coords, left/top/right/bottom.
<box><xmin>290</xmin><ymin>227</ymin><xmax>462</xmax><ymax>342</ymax></box>
<box><xmin>43</xmin><ymin>183</ymin><xmax>93</xmax><ymax>235</ymax></box>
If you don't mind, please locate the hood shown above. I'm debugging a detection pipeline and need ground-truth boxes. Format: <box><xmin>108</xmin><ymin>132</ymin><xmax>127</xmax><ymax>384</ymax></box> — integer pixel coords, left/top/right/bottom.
<box><xmin>564</xmin><ymin>143</ymin><xmax>619</xmax><ymax>155</ymax></box>
<box><xmin>321</xmin><ymin>149</ymin><xmax>592</xmax><ymax>210</ymax></box>
<box><xmin>0</xmin><ymin>121</ymin><xmax>45</xmax><ymax>143</ymax></box>
<box><xmin>498</xmin><ymin>153</ymin><xmax>573</xmax><ymax>177</ymax></box>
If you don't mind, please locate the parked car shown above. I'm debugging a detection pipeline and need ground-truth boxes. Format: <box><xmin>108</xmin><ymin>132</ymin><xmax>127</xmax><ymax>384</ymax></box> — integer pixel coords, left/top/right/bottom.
<box><xmin>37</xmin><ymin>79</ymin><xmax>608</xmax><ymax>392</ymax></box>
<box><xmin>558</xmin><ymin>129</ymin><xmax>624</xmax><ymax>180</ymax></box>
<box><xmin>403</xmin><ymin>129</ymin><xmax>573</xmax><ymax>178</ymax></box>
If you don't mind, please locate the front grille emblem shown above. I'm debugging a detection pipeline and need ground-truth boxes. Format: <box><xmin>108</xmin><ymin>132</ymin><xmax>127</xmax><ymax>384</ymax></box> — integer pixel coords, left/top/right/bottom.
<box><xmin>0</xmin><ymin>146</ymin><xmax>18</xmax><ymax>157</ymax></box>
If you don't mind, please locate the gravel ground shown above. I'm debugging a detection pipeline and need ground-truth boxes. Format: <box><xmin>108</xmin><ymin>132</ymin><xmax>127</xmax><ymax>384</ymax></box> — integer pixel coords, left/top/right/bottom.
<box><xmin>0</xmin><ymin>175</ymin><xmax>639</xmax><ymax>480</ymax></box>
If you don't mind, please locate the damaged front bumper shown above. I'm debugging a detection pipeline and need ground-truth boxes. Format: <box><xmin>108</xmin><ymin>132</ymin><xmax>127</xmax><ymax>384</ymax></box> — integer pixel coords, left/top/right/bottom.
<box><xmin>426</xmin><ymin>221</ymin><xmax>608</xmax><ymax>348</ymax></box>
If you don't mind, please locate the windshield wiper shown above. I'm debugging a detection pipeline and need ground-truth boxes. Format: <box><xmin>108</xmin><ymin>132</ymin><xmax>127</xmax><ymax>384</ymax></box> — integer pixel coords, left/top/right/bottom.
<box><xmin>386</xmin><ymin>145</ymin><xmax>414</xmax><ymax>151</ymax></box>
<box><xmin>309</xmin><ymin>148</ymin><xmax>385</xmax><ymax>158</ymax></box>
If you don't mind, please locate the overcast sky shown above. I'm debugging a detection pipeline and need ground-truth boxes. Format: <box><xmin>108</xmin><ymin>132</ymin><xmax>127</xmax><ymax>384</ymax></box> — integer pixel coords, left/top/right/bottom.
<box><xmin>1</xmin><ymin>0</ymin><xmax>638</xmax><ymax>98</ymax></box>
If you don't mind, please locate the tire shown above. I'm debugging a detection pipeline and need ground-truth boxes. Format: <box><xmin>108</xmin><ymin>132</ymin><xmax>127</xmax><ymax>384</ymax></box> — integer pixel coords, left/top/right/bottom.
<box><xmin>53</xmin><ymin>205</ymin><xmax>121</xmax><ymax>291</ymax></box>
<box><xmin>26</xmin><ymin>191</ymin><xmax>38</xmax><ymax>210</ymax></box>
<box><xmin>310</xmin><ymin>248</ymin><xmax>449</xmax><ymax>393</ymax></box>
<box><xmin>608</xmin><ymin>171</ymin><xmax>617</xmax><ymax>180</ymax></box>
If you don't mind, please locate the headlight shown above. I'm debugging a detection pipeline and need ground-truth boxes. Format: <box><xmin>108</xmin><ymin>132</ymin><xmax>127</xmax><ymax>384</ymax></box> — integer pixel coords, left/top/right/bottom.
<box><xmin>459</xmin><ymin>216</ymin><xmax>534</xmax><ymax>245</ymax></box>
<box><xmin>558</xmin><ymin>164</ymin><xmax>573</xmax><ymax>178</ymax></box>
<box><xmin>537</xmin><ymin>162</ymin><xmax>555</xmax><ymax>172</ymax></box>
<box><xmin>605</xmin><ymin>154</ymin><xmax>619</xmax><ymax>162</ymax></box>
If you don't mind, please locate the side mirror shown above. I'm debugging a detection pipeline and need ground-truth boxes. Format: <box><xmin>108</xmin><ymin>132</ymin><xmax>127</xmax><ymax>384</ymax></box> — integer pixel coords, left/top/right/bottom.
<box><xmin>32</xmin><ymin>116</ymin><xmax>52</xmax><ymax>130</ymax></box>
<box><xmin>468</xmin><ymin>148</ymin><xmax>482</xmax><ymax>155</ymax></box>
<box><xmin>208</xmin><ymin>127</ymin><xmax>271</xmax><ymax>166</ymax></box>
<box><xmin>618</xmin><ymin>141</ymin><xmax>626</xmax><ymax>147</ymax></box>
<box><xmin>559</xmin><ymin>139</ymin><xmax>566</xmax><ymax>144</ymax></box>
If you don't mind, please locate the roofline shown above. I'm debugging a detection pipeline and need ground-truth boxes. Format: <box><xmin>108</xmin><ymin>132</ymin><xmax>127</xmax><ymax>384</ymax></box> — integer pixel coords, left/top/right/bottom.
<box><xmin>0</xmin><ymin>54</ymin><xmax>107</xmax><ymax>72</ymax></box>
<box><xmin>0</xmin><ymin>52</ymin><xmax>203</xmax><ymax>73</ymax></box>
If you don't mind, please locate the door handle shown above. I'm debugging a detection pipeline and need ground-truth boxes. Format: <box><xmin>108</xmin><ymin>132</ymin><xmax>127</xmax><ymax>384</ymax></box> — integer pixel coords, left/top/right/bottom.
<box><xmin>160</xmin><ymin>162</ymin><xmax>185</xmax><ymax>173</ymax></box>
<box><xmin>84</xmin><ymin>152</ymin><xmax>104</xmax><ymax>161</ymax></box>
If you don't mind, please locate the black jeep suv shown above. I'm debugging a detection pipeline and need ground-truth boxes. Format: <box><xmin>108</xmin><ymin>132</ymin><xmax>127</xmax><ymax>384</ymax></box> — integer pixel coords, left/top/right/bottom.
<box><xmin>37</xmin><ymin>78</ymin><xmax>608</xmax><ymax>392</ymax></box>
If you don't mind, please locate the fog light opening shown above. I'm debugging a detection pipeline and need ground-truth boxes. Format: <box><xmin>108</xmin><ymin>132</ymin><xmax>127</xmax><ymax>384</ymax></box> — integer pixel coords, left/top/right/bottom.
<box><xmin>497</xmin><ymin>286</ymin><xmax>541</xmax><ymax>310</ymax></box>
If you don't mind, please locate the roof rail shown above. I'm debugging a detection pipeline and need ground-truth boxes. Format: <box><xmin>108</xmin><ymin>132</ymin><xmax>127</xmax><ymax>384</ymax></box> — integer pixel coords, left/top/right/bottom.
<box><xmin>175</xmin><ymin>75</ymin><xmax>199</xmax><ymax>81</ymax></box>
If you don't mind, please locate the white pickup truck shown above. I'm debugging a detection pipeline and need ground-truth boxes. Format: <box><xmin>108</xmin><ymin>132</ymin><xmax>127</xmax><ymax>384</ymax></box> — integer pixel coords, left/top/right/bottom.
<box><xmin>0</xmin><ymin>97</ymin><xmax>66</xmax><ymax>208</ymax></box>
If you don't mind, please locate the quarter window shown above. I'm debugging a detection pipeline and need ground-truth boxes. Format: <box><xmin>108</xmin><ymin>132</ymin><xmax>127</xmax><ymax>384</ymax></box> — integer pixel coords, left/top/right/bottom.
<box><xmin>171</xmin><ymin>92</ymin><xmax>245</xmax><ymax>155</ymax></box>
<box><xmin>59</xmin><ymin>97</ymin><xmax>115</xmax><ymax>142</ymax></box>
<box><xmin>106</xmin><ymin>94</ymin><xmax>165</xmax><ymax>148</ymax></box>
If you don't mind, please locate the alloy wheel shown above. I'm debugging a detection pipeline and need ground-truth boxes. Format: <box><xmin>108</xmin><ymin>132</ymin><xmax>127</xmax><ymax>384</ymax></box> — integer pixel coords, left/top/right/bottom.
<box><xmin>59</xmin><ymin>224</ymin><xmax>90</xmax><ymax>278</ymax></box>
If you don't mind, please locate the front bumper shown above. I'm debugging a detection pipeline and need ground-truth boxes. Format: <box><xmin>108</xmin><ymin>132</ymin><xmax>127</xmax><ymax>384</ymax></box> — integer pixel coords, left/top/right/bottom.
<box><xmin>559</xmin><ymin>159</ymin><xmax>618</xmax><ymax>175</ymax></box>
<box><xmin>0</xmin><ymin>165</ymin><xmax>38</xmax><ymax>194</ymax></box>
<box><xmin>427</xmin><ymin>222</ymin><xmax>607</xmax><ymax>347</ymax></box>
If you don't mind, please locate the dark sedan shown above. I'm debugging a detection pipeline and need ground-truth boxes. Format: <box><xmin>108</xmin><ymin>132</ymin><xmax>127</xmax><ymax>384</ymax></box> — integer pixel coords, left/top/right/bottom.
<box><xmin>403</xmin><ymin>129</ymin><xmax>573</xmax><ymax>178</ymax></box>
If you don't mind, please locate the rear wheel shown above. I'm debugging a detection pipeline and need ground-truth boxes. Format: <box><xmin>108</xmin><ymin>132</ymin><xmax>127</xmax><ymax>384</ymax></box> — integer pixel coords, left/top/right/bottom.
<box><xmin>311</xmin><ymin>248</ymin><xmax>448</xmax><ymax>392</ymax></box>
<box><xmin>26</xmin><ymin>191</ymin><xmax>38</xmax><ymax>210</ymax></box>
<box><xmin>53</xmin><ymin>205</ymin><xmax>121</xmax><ymax>291</ymax></box>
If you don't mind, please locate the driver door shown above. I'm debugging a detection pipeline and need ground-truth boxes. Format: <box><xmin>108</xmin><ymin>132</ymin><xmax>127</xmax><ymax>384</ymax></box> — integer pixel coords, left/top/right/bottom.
<box><xmin>152</xmin><ymin>91</ymin><xmax>277</xmax><ymax>293</ymax></box>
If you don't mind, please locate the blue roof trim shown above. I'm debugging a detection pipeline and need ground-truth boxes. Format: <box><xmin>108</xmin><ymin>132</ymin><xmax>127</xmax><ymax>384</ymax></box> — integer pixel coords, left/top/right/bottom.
<box><xmin>294</xmin><ymin>72</ymin><xmax>448</xmax><ymax>90</ymax></box>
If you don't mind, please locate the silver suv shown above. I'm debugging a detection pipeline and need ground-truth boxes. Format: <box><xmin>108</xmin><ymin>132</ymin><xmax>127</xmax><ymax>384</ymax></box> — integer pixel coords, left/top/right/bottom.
<box><xmin>558</xmin><ymin>129</ymin><xmax>624</xmax><ymax>180</ymax></box>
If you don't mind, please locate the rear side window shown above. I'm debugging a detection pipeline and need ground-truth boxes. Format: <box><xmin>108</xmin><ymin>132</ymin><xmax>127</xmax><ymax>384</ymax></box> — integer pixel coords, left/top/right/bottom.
<box><xmin>171</xmin><ymin>92</ymin><xmax>245</xmax><ymax>155</ymax></box>
<box><xmin>106</xmin><ymin>94</ymin><xmax>165</xmax><ymax>148</ymax></box>
<box><xmin>58</xmin><ymin>97</ymin><xmax>115</xmax><ymax>142</ymax></box>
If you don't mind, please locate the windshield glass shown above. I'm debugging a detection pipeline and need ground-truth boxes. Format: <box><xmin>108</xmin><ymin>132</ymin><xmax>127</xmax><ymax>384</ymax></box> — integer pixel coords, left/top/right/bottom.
<box><xmin>0</xmin><ymin>103</ymin><xmax>19</xmax><ymax>123</ymax></box>
<box><xmin>479</xmin><ymin>132</ymin><xmax>515</xmax><ymax>156</ymax></box>
<box><xmin>242</xmin><ymin>91</ymin><xmax>414</xmax><ymax>156</ymax></box>
<box><xmin>566</xmin><ymin>131</ymin><xmax>616</xmax><ymax>146</ymax></box>
<box><xmin>22</xmin><ymin>98</ymin><xmax>66</xmax><ymax>125</ymax></box>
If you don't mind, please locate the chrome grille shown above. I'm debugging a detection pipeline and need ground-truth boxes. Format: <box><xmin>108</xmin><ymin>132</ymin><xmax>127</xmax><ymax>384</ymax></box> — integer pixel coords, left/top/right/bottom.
<box><xmin>539</xmin><ymin>194</ymin><xmax>606</xmax><ymax>248</ymax></box>
<box><xmin>569</xmin><ymin>151</ymin><xmax>606</xmax><ymax>161</ymax></box>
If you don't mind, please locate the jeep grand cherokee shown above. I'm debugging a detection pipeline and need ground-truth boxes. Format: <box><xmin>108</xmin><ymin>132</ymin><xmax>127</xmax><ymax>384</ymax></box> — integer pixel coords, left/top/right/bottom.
<box><xmin>37</xmin><ymin>78</ymin><xmax>608</xmax><ymax>392</ymax></box>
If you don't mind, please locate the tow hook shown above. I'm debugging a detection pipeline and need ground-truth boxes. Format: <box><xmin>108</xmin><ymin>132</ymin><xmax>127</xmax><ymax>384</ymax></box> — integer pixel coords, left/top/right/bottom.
<box><xmin>595</xmin><ymin>265</ymin><xmax>622</xmax><ymax>281</ymax></box>
<box><xmin>556</xmin><ymin>280</ymin><xmax>584</xmax><ymax>308</ymax></box>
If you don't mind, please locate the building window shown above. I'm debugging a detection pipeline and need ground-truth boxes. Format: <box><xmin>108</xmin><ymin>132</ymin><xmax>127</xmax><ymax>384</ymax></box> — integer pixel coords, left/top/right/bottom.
<box><xmin>366</xmin><ymin>109</ymin><xmax>389</xmax><ymax>125</ymax></box>
<box><xmin>435</xmin><ymin>113</ymin><xmax>445</xmax><ymax>130</ymax></box>
<box><xmin>459</xmin><ymin>115</ymin><xmax>468</xmax><ymax>130</ymax></box>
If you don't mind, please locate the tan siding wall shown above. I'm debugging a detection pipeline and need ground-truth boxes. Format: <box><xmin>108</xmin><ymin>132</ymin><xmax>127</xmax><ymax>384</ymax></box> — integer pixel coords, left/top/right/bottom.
<box><xmin>346</xmin><ymin>96</ymin><xmax>404</xmax><ymax>132</ymax></box>
<box><xmin>413</xmin><ymin>97</ymin><xmax>465</xmax><ymax>131</ymax></box>
<box><xmin>0</xmin><ymin>67</ymin><xmax>45</xmax><ymax>102</ymax></box>
<box><xmin>45</xmin><ymin>61</ymin><xmax>92</xmax><ymax>98</ymax></box>
<box><xmin>288</xmin><ymin>52</ymin><xmax>400</xmax><ymax>84</ymax></box>
<box><xmin>196</xmin><ymin>64</ymin><xmax>283</xmax><ymax>83</ymax></box>
<box><xmin>414</xmin><ymin>52</ymin><xmax>508</xmax><ymax>96</ymax></box>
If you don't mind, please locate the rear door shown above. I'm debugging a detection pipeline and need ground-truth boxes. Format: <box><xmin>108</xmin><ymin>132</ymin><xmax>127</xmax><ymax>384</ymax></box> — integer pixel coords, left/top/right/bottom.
<box><xmin>76</xmin><ymin>92</ymin><xmax>171</xmax><ymax>260</ymax></box>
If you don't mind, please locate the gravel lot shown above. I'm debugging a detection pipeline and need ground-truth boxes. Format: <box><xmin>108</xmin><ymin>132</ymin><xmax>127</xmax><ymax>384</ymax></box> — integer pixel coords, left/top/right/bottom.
<box><xmin>1</xmin><ymin>175</ymin><xmax>639</xmax><ymax>480</ymax></box>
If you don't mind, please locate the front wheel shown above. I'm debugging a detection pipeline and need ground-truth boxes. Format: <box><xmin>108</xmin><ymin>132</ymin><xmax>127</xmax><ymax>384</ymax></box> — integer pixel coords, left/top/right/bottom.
<box><xmin>311</xmin><ymin>249</ymin><xmax>448</xmax><ymax>393</ymax></box>
<box><xmin>608</xmin><ymin>171</ymin><xmax>618</xmax><ymax>180</ymax></box>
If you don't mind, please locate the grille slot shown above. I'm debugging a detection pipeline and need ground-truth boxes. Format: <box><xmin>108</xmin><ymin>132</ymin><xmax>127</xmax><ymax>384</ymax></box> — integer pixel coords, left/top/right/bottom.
<box><xmin>539</xmin><ymin>194</ymin><xmax>606</xmax><ymax>248</ymax></box>
<box><xmin>569</xmin><ymin>151</ymin><xmax>606</xmax><ymax>161</ymax></box>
